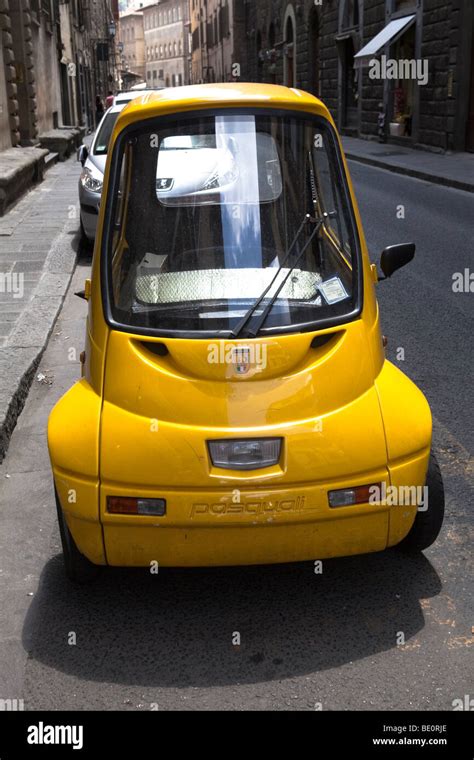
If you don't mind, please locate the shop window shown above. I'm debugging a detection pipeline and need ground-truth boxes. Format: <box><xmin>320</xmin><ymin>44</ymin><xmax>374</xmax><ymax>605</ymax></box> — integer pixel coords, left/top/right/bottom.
<box><xmin>342</xmin><ymin>0</ymin><xmax>359</xmax><ymax>29</ymax></box>
<box><xmin>390</xmin><ymin>24</ymin><xmax>416</xmax><ymax>137</ymax></box>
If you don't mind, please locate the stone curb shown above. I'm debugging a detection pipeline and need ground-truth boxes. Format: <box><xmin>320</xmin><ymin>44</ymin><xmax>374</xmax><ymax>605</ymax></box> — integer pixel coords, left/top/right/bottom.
<box><xmin>344</xmin><ymin>151</ymin><xmax>474</xmax><ymax>194</ymax></box>
<box><xmin>0</xmin><ymin>213</ymin><xmax>79</xmax><ymax>461</ymax></box>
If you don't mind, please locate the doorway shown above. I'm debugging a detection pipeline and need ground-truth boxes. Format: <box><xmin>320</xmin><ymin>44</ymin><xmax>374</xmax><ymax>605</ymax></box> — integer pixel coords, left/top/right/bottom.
<box><xmin>284</xmin><ymin>15</ymin><xmax>295</xmax><ymax>87</ymax></box>
<box><xmin>342</xmin><ymin>37</ymin><xmax>358</xmax><ymax>129</ymax></box>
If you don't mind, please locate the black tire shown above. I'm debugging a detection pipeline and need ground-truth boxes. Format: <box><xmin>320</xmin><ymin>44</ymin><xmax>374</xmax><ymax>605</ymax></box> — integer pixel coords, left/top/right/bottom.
<box><xmin>55</xmin><ymin>489</ymin><xmax>101</xmax><ymax>583</ymax></box>
<box><xmin>79</xmin><ymin>215</ymin><xmax>87</xmax><ymax>242</ymax></box>
<box><xmin>79</xmin><ymin>215</ymin><xmax>93</xmax><ymax>251</ymax></box>
<box><xmin>397</xmin><ymin>451</ymin><xmax>445</xmax><ymax>552</ymax></box>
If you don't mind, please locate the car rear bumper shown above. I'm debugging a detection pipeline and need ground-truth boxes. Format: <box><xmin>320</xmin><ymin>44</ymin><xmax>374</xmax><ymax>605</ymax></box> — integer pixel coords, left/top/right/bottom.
<box><xmin>78</xmin><ymin>181</ymin><xmax>100</xmax><ymax>240</ymax></box>
<box><xmin>101</xmin><ymin>508</ymin><xmax>391</xmax><ymax>566</ymax></box>
<box><xmin>54</xmin><ymin>447</ymin><xmax>429</xmax><ymax>567</ymax></box>
<box><xmin>99</xmin><ymin>476</ymin><xmax>417</xmax><ymax>566</ymax></box>
<box><xmin>80</xmin><ymin>204</ymin><xmax>99</xmax><ymax>240</ymax></box>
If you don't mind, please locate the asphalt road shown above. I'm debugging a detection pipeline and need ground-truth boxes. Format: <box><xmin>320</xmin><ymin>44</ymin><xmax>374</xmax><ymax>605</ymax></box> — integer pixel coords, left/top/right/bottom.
<box><xmin>0</xmin><ymin>161</ymin><xmax>472</xmax><ymax>711</ymax></box>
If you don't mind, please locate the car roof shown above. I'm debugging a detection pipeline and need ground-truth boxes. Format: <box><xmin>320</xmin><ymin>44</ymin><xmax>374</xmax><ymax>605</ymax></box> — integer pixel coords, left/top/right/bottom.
<box><xmin>123</xmin><ymin>82</ymin><xmax>323</xmax><ymax>108</ymax></box>
<box><xmin>108</xmin><ymin>83</ymin><xmax>334</xmax><ymax>157</ymax></box>
<box><xmin>113</xmin><ymin>82</ymin><xmax>330</xmax><ymax>126</ymax></box>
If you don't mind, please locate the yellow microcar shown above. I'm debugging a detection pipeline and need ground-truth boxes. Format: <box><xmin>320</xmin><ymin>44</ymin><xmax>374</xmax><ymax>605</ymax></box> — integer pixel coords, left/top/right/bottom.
<box><xmin>48</xmin><ymin>84</ymin><xmax>444</xmax><ymax>581</ymax></box>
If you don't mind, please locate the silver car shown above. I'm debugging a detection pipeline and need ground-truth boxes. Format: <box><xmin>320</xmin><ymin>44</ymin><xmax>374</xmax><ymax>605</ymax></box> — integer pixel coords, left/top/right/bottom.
<box><xmin>114</xmin><ymin>87</ymin><xmax>160</xmax><ymax>106</ymax></box>
<box><xmin>78</xmin><ymin>104</ymin><xmax>125</xmax><ymax>241</ymax></box>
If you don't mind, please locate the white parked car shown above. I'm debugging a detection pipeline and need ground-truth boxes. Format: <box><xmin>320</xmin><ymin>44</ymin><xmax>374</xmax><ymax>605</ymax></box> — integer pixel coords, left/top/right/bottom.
<box><xmin>114</xmin><ymin>87</ymin><xmax>162</xmax><ymax>106</ymax></box>
<box><xmin>77</xmin><ymin>104</ymin><xmax>125</xmax><ymax>241</ymax></box>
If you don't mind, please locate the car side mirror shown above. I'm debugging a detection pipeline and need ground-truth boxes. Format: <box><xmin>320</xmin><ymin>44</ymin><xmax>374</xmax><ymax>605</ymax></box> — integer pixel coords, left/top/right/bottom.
<box><xmin>77</xmin><ymin>144</ymin><xmax>88</xmax><ymax>166</ymax></box>
<box><xmin>379</xmin><ymin>243</ymin><xmax>415</xmax><ymax>280</ymax></box>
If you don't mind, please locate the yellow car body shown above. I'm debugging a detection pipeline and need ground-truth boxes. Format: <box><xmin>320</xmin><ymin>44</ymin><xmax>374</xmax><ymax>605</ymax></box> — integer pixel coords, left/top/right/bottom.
<box><xmin>48</xmin><ymin>83</ymin><xmax>433</xmax><ymax>570</ymax></box>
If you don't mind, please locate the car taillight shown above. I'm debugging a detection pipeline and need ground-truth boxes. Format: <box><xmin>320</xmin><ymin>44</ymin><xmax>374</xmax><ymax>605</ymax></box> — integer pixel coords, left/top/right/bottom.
<box><xmin>107</xmin><ymin>497</ymin><xmax>166</xmax><ymax>516</ymax></box>
<box><xmin>328</xmin><ymin>483</ymin><xmax>381</xmax><ymax>508</ymax></box>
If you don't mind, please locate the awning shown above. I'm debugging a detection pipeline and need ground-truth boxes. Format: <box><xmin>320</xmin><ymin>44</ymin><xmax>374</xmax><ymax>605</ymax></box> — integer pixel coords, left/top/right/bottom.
<box><xmin>121</xmin><ymin>70</ymin><xmax>142</xmax><ymax>81</ymax></box>
<box><xmin>354</xmin><ymin>14</ymin><xmax>416</xmax><ymax>68</ymax></box>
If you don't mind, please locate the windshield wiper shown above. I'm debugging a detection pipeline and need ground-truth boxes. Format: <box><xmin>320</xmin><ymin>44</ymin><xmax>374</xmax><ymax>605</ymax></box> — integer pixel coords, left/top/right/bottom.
<box><xmin>231</xmin><ymin>213</ymin><xmax>315</xmax><ymax>339</ymax></box>
<box><xmin>244</xmin><ymin>217</ymin><xmax>323</xmax><ymax>338</ymax></box>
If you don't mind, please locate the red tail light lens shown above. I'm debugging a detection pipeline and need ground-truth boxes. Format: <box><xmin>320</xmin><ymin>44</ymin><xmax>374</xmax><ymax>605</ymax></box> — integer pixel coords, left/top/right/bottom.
<box><xmin>328</xmin><ymin>483</ymin><xmax>381</xmax><ymax>508</ymax></box>
<box><xmin>107</xmin><ymin>497</ymin><xmax>166</xmax><ymax>516</ymax></box>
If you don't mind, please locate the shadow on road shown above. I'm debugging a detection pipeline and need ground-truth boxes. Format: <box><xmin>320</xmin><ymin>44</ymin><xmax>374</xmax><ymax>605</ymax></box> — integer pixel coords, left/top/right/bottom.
<box><xmin>22</xmin><ymin>550</ymin><xmax>441</xmax><ymax>688</ymax></box>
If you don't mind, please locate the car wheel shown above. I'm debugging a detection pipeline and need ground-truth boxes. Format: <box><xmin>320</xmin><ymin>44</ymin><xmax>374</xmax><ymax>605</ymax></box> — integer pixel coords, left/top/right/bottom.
<box><xmin>79</xmin><ymin>215</ymin><xmax>92</xmax><ymax>249</ymax></box>
<box><xmin>397</xmin><ymin>452</ymin><xmax>445</xmax><ymax>553</ymax></box>
<box><xmin>80</xmin><ymin>215</ymin><xmax>87</xmax><ymax>240</ymax></box>
<box><xmin>55</xmin><ymin>488</ymin><xmax>101</xmax><ymax>583</ymax></box>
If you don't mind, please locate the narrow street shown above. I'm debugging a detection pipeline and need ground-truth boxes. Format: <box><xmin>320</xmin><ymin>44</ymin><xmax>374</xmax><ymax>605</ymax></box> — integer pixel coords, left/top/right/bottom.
<box><xmin>0</xmin><ymin>160</ymin><xmax>472</xmax><ymax>711</ymax></box>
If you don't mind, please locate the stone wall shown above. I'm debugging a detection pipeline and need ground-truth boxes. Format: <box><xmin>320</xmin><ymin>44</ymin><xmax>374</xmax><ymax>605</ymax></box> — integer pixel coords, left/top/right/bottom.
<box><xmin>31</xmin><ymin>11</ymin><xmax>62</xmax><ymax>132</ymax></box>
<box><xmin>0</xmin><ymin>37</ymin><xmax>10</xmax><ymax>150</ymax></box>
<box><xmin>240</xmin><ymin>0</ymin><xmax>471</xmax><ymax>153</ymax></box>
<box><xmin>318</xmin><ymin>2</ymin><xmax>338</xmax><ymax>118</ymax></box>
<box><xmin>360</xmin><ymin>0</ymin><xmax>385</xmax><ymax>139</ymax></box>
<box><xmin>0</xmin><ymin>0</ymin><xmax>19</xmax><ymax>149</ymax></box>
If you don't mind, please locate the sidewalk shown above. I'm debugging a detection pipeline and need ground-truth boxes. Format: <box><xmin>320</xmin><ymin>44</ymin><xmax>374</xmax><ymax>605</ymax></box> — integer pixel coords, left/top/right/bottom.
<box><xmin>0</xmin><ymin>156</ymin><xmax>81</xmax><ymax>460</ymax></box>
<box><xmin>341</xmin><ymin>136</ymin><xmax>474</xmax><ymax>193</ymax></box>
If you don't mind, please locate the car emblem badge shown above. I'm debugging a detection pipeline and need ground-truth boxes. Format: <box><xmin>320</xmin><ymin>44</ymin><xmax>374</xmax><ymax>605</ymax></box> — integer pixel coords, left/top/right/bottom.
<box><xmin>232</xmin><ymin>346</ymin><xmax>251</xmax><ymax>375</ymax></box>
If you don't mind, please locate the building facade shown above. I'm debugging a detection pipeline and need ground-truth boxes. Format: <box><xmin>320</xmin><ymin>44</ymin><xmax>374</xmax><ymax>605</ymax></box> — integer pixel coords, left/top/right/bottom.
<box><xmin>143</xmin><ymin>0</ymin><xmax>189</xmax><ymax>88</ymax></box>
<box><xmin>118</xmin><ymin>8</ymin><xmax>146</xmax><ymax>86</ymax></box>
<box><xmin>189</xmin><ymin>0</ymin><xmax>245</xmax><ymax>83</ymax></box>
<box><xmin>0</xmin><ymin>0</ymin><xmax>120</xmax><ymax>153</ymax></box>
<box><xmin>88</xmin><ymin>0</ymin><xmax>120</xmax><ymax>108</ymax></box>
<box><xmin>242</xmin><ymin>0</ymin><xmax>474</xmax><ymax>153</ymax></box>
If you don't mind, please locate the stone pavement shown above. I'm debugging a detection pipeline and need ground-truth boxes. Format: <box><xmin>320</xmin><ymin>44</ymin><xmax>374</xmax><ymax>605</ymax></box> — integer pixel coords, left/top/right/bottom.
<box><xmin>341</xmin><ymin>136</ymin><xmax>474</xmax><ymax>193</ymax></box>
<box><xmin>0</xmin><ymin>155</ymin><xmax>82</xmax><ymax>459</ymax></box>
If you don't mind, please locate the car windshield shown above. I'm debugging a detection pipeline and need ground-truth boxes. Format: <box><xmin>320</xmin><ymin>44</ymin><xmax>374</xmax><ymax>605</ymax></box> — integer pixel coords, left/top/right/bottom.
<box><xmin>94</xmin><ymin>111</ymin><xmax>120</xmax><ymax>155</ymax></box>
<box><xmin>105</xmin><ymin>110</ymin><xmax>361</xmax><ymax>337</ymax></box>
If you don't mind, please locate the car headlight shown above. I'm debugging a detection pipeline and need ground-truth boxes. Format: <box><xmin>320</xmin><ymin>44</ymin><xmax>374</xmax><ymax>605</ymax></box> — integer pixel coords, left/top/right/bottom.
<box><xmin>80</xmin><ymin>166</ymin><xmax>103</xmax><ymax>193</ymax></box>
<box><xmin>203</xmin><ymin>166</ymin><xmax>238</xmax><ymax>191</ymax></box>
